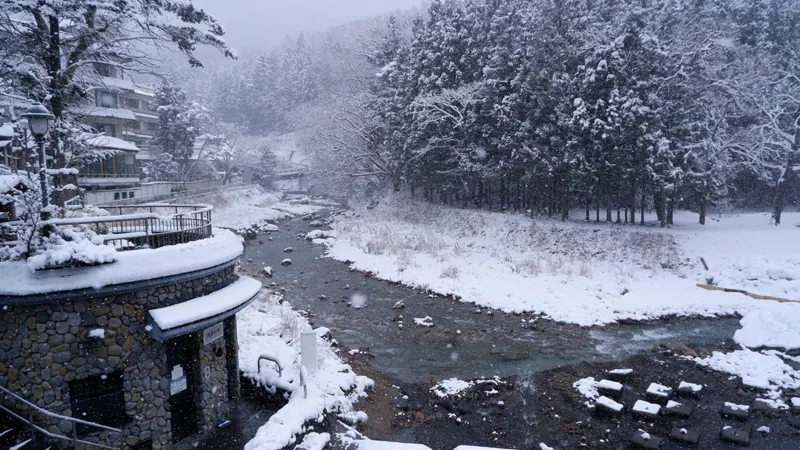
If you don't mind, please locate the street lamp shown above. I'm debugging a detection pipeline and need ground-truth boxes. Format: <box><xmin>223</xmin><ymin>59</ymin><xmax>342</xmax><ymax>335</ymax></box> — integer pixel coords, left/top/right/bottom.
<box><xmin>21</xmin><ymin>104</ymin><xmax>54</xmax><ymax>221</ymax></box>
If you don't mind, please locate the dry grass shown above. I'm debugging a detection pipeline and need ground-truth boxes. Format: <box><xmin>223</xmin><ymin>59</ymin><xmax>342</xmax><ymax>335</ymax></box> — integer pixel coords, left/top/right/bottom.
<box><xmin>440</xmin><ymin>265</ymin><xmax>460</xmax><ymax>279</ymax></box>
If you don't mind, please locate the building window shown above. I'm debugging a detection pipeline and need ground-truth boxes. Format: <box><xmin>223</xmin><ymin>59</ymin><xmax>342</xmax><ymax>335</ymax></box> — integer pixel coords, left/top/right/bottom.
<box><xmin>94</xmin><ymin>63</ymin><xmax>117</xmax><ymax>78</ymax></box>
<box><xmin>96</xmin><ymin>91</ymin><xmax>118</xmax><ymax>109</ymax></box>
<box><xmin>96</xmin><ymin>124</ymin><xmax>116</xmax><ymax>137</ymax></box>
<box><xmin>125</xmin><ymin>153</ymin><xmax>135</xmax><ymax>176</ymax></box>
<box><xmin>113</xmin><ymin>192</ymin><xmax>120</xmax><ymax>200</ymax></box>
<box><xmin>129</xmin><ymin>191</ymin><xmax>135</xmax><ymax>199</ymax></box>
<box><xmin>144</xmin><ymin>122</ymin><xmax>159</xmax><ymax>133</ymax></box>
<box><xmin>121</xmin><ymin>192</ymin><xmax>128</xmax><ymax>199</ymax></box>
<box><xmin>125</xmin><ymin>98</ymin><xmax>140</xmax><ymax>110</ymax></box>
<box><xmin>69</xmin><ymin>372</ymin><xmax>129</xmax><ymax>434</ymax></box>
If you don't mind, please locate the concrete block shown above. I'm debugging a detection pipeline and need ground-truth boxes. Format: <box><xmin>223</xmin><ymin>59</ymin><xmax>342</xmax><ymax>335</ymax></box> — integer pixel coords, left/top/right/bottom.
<box><xmin>669</xmin><ymin>427</ymin><xmax>699</xmax><ymax>446</ymax></box>
<box><xmin>720</xmin><ymin>426</ymin><xmax>749</xmax><ymax>445</ymax></box>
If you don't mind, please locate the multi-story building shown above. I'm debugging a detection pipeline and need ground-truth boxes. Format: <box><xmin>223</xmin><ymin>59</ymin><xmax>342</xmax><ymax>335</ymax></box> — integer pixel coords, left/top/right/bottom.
<box><xmin>72</xmin><ymin>63</ymin><xmax>159</xmax><ymax>198</ymax></box>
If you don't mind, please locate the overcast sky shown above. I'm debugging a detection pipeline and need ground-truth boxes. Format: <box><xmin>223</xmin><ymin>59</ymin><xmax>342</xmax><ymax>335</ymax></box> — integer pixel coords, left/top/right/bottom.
<box><xmin>193</xmin><ymin>0</ymin><xmax>423</xmax><ymax>54</ymax></box>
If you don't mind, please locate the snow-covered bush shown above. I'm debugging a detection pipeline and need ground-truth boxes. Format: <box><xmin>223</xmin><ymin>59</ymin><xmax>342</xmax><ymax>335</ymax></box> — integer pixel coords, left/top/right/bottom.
<box><xmin>26</xmin><ymin>227</ymin><xmax>117</xmax><ymax>270</ymax></box>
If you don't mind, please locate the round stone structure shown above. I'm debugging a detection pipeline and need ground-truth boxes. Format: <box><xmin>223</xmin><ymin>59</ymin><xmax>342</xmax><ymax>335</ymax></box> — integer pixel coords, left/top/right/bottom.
<box><xmin>0</xmin><ymin>228</ymin><xmax>260</xmax><ymax>450</ymax></box>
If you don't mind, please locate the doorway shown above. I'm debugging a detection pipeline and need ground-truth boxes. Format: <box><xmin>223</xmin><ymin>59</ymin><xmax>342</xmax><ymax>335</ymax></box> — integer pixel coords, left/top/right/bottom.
<box><xmin>166</xmin><ymin>334</ymin><xmax>199</xmax><ymax>443</ymax></box>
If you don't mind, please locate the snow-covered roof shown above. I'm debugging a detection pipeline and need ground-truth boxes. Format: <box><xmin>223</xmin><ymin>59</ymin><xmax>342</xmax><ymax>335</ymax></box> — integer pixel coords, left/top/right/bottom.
<box><xmin>82</xmin><ymin>134</ymin><xmax>139</xmax><ymax>152</ymax></box>
<box><xmin>0</xmin><ymin>174</ymin><xmax>30</xmax><ymax>195</ymax></box>
<box><xmin>0</xmin><ymin>123</ymin><xmax>15</xmax><ymax>138</ymax></box>
<box><xmin>72</xmin><ymin>105</ymin><xmax>138</xmax><ymax>121</ymax></box>
<box><xmin>149</xmin><ymin>276</ymin><xmax>262</xmax><ymax>331</ymax></box>
<box><xmin>0</xmin><ymin>228</ymin><xmax>243</xmax><ymax>297</ymax></box>
<box><xmin>133</xmin><ymin>111</ymin><xmax>158</xmax><ymax>120</ymax></box>
<box><xmin>94</xmin><ymin>76</ymin><xmax>155</xmax><ymax>97</ymax></box>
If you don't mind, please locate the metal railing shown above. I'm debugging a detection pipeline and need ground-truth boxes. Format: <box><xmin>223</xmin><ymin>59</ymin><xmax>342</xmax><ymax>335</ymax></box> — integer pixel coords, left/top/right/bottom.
<box><xmin>257</xmin><ymin>354</ymin><xmax>282</xmax><ymax>378</ymax></box>
<box><xmin>0</xmin><ymin>203</ymin><xmax>214</xmax><ymax>251</ymax></box>
<box><xmin>91</xmin><ymin>203</ymin><xmax>213</xmax><ymax>250</ymax></box>
<box><xmin>0</xmin><ymin>385</ymin><xmax>120</xmax><ymax>449</ymax></box>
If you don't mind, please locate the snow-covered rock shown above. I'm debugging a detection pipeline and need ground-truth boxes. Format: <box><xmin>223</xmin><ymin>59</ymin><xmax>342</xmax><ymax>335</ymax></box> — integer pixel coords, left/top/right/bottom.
<box><xmin>281</xmin><ymin>259</ymin><xmax>292</xmax><ymax>266</ymax></box>
<box><xmin>413</xmin><ymin>316</ymin><xmax>434</xmax><ymax>327</ymax></box>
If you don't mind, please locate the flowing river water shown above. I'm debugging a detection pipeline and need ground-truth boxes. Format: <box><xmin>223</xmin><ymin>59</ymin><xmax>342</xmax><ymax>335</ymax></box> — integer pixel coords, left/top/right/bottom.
<box><xmin>240</xmin><ymin>214</ymin><xmax>742</xmax><ymax>384</ymax></box>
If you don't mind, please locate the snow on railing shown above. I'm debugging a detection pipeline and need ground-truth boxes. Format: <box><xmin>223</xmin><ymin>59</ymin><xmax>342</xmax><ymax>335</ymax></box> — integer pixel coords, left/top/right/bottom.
<box><xmin>0</xmin><ymin>203</ymin><xmax>214</xmax><ymax>251</ymax></box>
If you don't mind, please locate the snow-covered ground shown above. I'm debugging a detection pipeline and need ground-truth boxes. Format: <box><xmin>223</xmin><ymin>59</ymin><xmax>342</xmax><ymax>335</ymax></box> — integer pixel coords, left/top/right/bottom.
<box><xmin>202</xmin><ymin>186</ymin><xmax>328</xmax><ymax>232</ymax></box>
<box><xmin>238</xmin><ymin>292</ymin><xmax>372</xmax><ymax>450</ymax></box>
<box><xmin>324</xmin><ymin>197</ymin><xmax>800</xmax><ymax>327</ymax></box>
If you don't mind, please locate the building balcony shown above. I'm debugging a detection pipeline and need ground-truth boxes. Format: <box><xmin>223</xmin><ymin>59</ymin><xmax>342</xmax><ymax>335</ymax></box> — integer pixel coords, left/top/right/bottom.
<box><xmin>78</xmin><ymin>174</ymin><xmax>141</xmax><ymax>188</ymax></box>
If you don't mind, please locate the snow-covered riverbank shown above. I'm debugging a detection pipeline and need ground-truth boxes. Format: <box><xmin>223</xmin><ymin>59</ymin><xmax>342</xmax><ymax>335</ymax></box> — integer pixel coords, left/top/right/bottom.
<box><xmin>238</xmin><ymin>292</ymin><xmax>372</xmax><ymax>450</ymax></box>
<box><xmin>319</xmin><ymin>197</ymin><xmax>800</xmax><ymax>406</ymax></box>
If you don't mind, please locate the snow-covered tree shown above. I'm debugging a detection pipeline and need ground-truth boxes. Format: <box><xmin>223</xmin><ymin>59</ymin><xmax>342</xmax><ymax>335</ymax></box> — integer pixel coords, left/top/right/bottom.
<box><xmin>153</xmin><ymin>81</ymin><xmax>210</xmax><ymax>180</ymax></box>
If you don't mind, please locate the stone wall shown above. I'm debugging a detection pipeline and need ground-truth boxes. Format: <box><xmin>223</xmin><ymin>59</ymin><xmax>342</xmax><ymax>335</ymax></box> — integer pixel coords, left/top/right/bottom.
<box><xmin>0</xmin><ymin>266</ymin><xmax>236</xmax><ymax>450</ymax></box>
<box><xmin>196</xmin><ymin>331</ymin><xmax>230</xmax><ymax>435</ymax></box>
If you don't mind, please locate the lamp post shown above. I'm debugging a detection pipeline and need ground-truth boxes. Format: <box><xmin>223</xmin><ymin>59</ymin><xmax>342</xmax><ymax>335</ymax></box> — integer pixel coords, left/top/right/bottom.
<box><xmin>21</xmin><ymin>104</ymin><xmax>54</xmax><ymax>221</ymax></box>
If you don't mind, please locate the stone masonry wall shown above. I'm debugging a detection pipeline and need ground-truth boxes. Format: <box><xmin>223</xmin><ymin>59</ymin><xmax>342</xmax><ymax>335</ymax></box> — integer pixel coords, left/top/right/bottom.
<box><xmin>195</xmin><ymin>332</ymin><xmax>229</xmax><ymax>435</ymax></box>
<box><xmin>0</xmin><ymin>266</ymin><xmax>236</xmax><ymax>450</ymax></box>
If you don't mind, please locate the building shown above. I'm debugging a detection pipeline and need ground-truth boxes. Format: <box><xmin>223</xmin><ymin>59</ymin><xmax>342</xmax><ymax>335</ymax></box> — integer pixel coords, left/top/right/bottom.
<box><xmin>71</xmin><ymin>63</ymin><xmax>159</xmax><ymax>198</ymax></box>
<box><xmin>0</xmin><ymin>206</ymin><xmax>260</xmax><ymax>449</ymax></box>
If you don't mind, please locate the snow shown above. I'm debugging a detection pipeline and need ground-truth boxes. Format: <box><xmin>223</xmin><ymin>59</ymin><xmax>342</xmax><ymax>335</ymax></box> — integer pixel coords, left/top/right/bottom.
<box><xmin>608</xmin><ymin>368</ymin><xmax>633</xmax><ymax>375</ymax></box>
<box><xmin>757</xmin><ymin>426</ymin><xmax>770</xmax><ymax>433</ymax></box>
<box><xmin>322</xmin><ymin>201</ymin><xmax>800</xmax><ymax>327</ymax></box>
<box><xmin>430</xmin><ymin>377</ymin><xmax>504</xmax><ymax>398</ymax></box>
<box><xmin>0</xmin><ymin>174</ymin><xmax>26</xmax><ymax>193</ymax></box>
<box><xmin>239</xmin><ymin>293</ymin><xmax>372</xmax><ymax>450</ymax></box>
<box><xmin>431</xmin><ymin>378</ymin><xmax>472</xmax><ymax>398</ymax></box>
<box><xmin>355</xmin><ymin>442</ymin><xmax>430</xmax><ymax>450</ymax></box>
<box><xmin>203</xmin><ymin>187</ymin><xmax>328</xmax><ymax>233</ymax></box>
<box><xmin>0</xmin><ymin>228</ymin><xmax>243</xmax><ymax>296</ymax></box>
<box><xmin>733</xmin><ymin>303</ymin><xmax>800</xmax><ymax>351</ymax></box>
<box><xmin>573</xmin><ymin>377</ymin><xmax>599</xmax><ymax>400</ymax></box>
<box><xmin>724</xmin><ymin>402</ymin><xmax>750</xmax><ymax>412</ymax></box>
<box><xmin>306</xmin><ymin>229</ymin><xmax>336</xmax><ymax>241</ymax></box>
<box><xmin>596</xmin><ymin>379</ymin><xmax>622</xmax><ymax>391</ymax></box>
<box><xmin>666</xmin><ymin>400</ymin><xmax>682</xmax><ymax>408</ymax></box>
<box><xmin>88</xmin><ymin>329</ymin><xmax>105</xmax><ymax>338</ymax></box>
<box><xmin>678</xmin><ymin>381</ymin><xmax>702</xmax><ymax>392</ymax></box>
<box><xmin>539</xmin><ymin>444</ymin><xmax>555</xmax><ymax>450</ymax></box>
<box><xmin>596</xmin><ymin>396</ymin><xmax>623</xmax><ymax>411</ymax></box>
<box><xmin>694</xmin><ymin>349</ymin><xmax>800</xmax><ymax>392</ymax></box>
<box><xmin>149</xmin><ymin>276</ymin><xmax>261</xmax><ymax>330</ymax></box>
<box><xmin>632</xmin><ymin>400</ymin><xmax>661</xmax><ymax>415</ymax></box>
<box><xmin>453</xmin><ymin>447</ymin><xmax>514</xmax><ymax>450</ymax></box>
<box><xmin>72</xmin><ymin>105</ymin><xmax>138</xmax><ymax>121</ymax></box>
<box><xmin>295</xmin><ymin>432</ymin><xmax>330</xmax><ymax>450</ymax></box>
<box><xmin>793</xmin><ymin>397</ymin><xmax>800</xmax><ymax>407</ymax></box>
<box><xmin>413</xmin><ymin>316</ymin><xmax>434</xmax><ymax>327</ymax></box>
<box><xmin>81</xmin><ymin>133</ymin><xmax>140</xmax><ymax>152</ymax></box>
<box><xmin>646</xmin><ymin>383</ymin><xmax>672</xmax><ymax>397</ymax></box>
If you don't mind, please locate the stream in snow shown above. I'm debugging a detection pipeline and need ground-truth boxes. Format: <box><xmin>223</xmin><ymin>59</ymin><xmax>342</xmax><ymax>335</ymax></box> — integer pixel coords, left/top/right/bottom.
<box><xmin>241</xmin><ymin>215</ymin><xmax>741</xmax><ymax>383</ymax></box>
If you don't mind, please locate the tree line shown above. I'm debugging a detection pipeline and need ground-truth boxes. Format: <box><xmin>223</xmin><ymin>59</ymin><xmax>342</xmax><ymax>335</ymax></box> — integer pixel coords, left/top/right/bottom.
<box><xmin>312</xmin><ymin>0</ymin><xmax>800</xmax><ymax>225</ymax></box>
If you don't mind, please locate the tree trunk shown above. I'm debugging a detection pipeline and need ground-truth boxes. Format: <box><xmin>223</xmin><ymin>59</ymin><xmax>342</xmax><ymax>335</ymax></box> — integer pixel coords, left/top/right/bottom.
<box><xmin>595</xmin><ymin>198</ymin><xmax>600</xmax><ymax>222</ymax></box>
<box><xmin>654</xmin><ymin>190</ymin><xmax>665</xmax><ymax>226</ymax></box>
<box><xmin>699</xmin><ymin>196</ymin><xmax>707</xmax><ymax>225</ymax></box>
<box><xmin>617</xmin><ymin>208</ymin><xmax>621</xmax><ymax>223</ymax></box>
<box><xmin>585</xmin><ymin>203</ymin><xmax>590</xmax><ymax>221</ymax></box>
<box><xmin>500</xmin><ymin>179</ymin><xmax>505</xmax><ymax>210</ymax></box>
<box><xmin>606</xmin><ymin>206</ymin><xmax>612</xmax><ymax>222</ymax></box>
<box><xmin>640</xmin><ymin>194</ymin><xmax>645</xmax><ymax>225</ymax></box>
<box><xmin>666</xmin><ymin>197</ymin><xmax>674</xmax><ymax>225</ymax></box>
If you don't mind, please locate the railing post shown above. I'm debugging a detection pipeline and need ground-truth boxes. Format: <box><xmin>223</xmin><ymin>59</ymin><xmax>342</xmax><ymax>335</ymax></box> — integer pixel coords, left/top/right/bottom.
<box><xmin>29</xmin><ymin>413</ymin><xmax>36</xmax><ymax>447</ymax></box>
<box><xmin>72</xmin><ymin>420</ymin><xmax>78</xmax><ymax>449</ymax></box>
